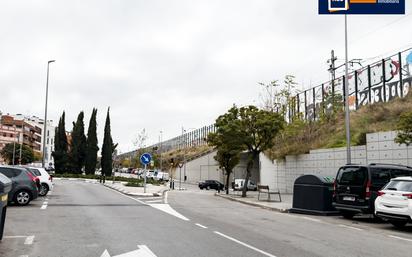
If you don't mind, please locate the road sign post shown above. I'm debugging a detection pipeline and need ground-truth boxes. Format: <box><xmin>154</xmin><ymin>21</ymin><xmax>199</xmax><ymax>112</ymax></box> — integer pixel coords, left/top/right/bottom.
<box><xmin>178</xmin><ymin>162</ymin><xmax>184</xmax><ymax>190</ymax></box>
<box><xmin>140</xmin><ymin>153</ymin><xmax>152</xmax><ymax>194</ymax></box>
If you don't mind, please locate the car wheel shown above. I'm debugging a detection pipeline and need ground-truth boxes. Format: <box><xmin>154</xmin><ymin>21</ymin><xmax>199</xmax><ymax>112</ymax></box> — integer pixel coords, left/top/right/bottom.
<box><xmin>39</xmin><ymin>183</ymin><xmax>49</xmax><ymax>196</ymax></box>
<box><xmin>341</xmin><ymin>211</ymin><xmax>355</xmax><ymax>219</ymax></box>
<box><xmin>14</xmin><ymin>190</ymin><xmax>32</xmax><ymax>206</ymax></box>
<box><xmin>206</xmin><ymin>186</ymin><xmax>210</xmax><ymax>190</ymax></box>
<box><xmin>390</xmin><ymin>220</ymin><xmax>407</xmax><ymax>228</ymax></box>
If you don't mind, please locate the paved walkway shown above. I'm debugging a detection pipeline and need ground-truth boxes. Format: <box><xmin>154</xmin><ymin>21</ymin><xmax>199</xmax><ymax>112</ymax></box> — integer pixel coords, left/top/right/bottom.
<box><xmin>216</xmin><ymin>190</ymin><xmax>292</xmax><ymax>212</ymax></box>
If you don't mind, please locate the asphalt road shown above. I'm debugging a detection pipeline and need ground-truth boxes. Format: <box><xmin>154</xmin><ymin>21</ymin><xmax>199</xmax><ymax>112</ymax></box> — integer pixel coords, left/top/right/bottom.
<box><xmin>1</xmin><ymin>180</ymin><xmax>411</xmax><ymax>257</ymax></box>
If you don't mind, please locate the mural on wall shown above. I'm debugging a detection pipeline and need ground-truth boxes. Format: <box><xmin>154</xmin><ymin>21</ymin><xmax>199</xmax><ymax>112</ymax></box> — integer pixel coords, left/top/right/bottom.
<box><xmin>293</xmin><ymin>48</ymin><xmax>412</xmax><ymax>121</ymax></box>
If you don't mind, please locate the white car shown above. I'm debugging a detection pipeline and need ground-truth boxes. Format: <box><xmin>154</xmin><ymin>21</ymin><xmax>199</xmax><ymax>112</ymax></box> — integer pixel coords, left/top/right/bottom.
<box><xmin>375</xmin><ymin>176</ymin><xmax>412</xmax><ymax>228</ymax></box>
<box><xmin>26</xmin><ymin>167</ymin><xmax>53</xmax><ymax>196</ymax></box>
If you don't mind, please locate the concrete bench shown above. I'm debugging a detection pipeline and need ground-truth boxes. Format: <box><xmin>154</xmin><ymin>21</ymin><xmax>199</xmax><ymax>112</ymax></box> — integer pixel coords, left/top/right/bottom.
<box><xmin>257</xmin><ymin>185</ymin><xmax>282</xmax><ymax>202</ymax></box>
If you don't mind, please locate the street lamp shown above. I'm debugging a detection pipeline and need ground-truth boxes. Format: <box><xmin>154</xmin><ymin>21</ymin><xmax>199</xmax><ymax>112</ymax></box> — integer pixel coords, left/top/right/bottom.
<box><xmin>344</xmin><ymin>15</ymin><xmax>351</xmax><ymax>164</ymax></box>
<box><xmin>42</xmin><ymin>60</ymin><xmax>55</xmax><ymax>168</ymax></box>
<box><xmin>159</xmin><ymin>131</ymin><xmax>163</xmax><ymax>171</ymax></box>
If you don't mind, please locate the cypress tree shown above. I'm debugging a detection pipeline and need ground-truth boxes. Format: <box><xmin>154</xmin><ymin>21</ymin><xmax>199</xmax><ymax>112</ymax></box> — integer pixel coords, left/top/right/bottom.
<box><xmin>52</xmin><ymin>112</ymin><xmax>69</xmax><ymax>173</ymax></box>
<box><xmin>69</xmin><ymin>111</ymin><xmax>87</xmax><ymax>174</ymax></box>
<box><xmin>101</xmin><ymin>108</ymin><xmax>113</xmax><ymax>177</ymax></box>
<box><xmin>85</xmin><ymin>108</ymin><xmax>99</xmax><ymax>175</ymax></box>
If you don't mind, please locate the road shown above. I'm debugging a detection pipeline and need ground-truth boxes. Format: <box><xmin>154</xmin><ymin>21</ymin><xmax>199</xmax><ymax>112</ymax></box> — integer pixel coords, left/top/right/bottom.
<box><xmin>1</xmin><ymin>180</ymin><xmax>411</xmax><ymax>257</ymax></box>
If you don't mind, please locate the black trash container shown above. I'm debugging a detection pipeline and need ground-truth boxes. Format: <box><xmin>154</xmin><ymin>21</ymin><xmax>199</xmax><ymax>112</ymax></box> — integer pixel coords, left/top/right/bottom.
<box><xmin>0</xmin><ymin>173</ymin><xmax>12</xmax><ymax>240</ymax></box>
<box><xmin>290</xmin><ymin>175</ymin><xmax>338</xmax><ymax>215</ymax></box>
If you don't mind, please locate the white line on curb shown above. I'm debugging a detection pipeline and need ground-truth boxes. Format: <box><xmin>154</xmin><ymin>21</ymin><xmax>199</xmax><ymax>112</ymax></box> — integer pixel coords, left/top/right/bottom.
<box><xmin>338</xmin><ymin>224</ymin><xmax>363</xmax><ymax>231</ymax></box>
<box><xmin>3</xmin><ymin>235</ymin><xmax>28</xmax><ymax>239</ymax></box>
<box><xmin>214</xmin><ymin>231</ymin><xmax>277</xmax><ymax>257</ymax></box>
<box><xmin>24</xmin><ymin>235</ymin><xmax>35</xmax><ymax>245</ymax></box>
<box><xmin>195</xmin><ymin>223</ymin><xmax>208</xmax><ymax>229</ymax></box>
<box><xmin>388</xmin><ymin>235</ymin><xmax>412</xmax><ymax>242</ymax></box>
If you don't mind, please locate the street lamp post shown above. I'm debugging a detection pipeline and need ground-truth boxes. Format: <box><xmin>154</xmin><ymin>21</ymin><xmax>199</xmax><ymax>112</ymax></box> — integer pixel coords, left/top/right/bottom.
<box><xmin>159</xmin><ymin>131</ymin><xmax>163</xmax><ymax>171</ymax></box>
<box><xmin>42</xmin><ymin>60</ymin><xmax>55</xmax><ymax>168</ymax></box>
<box><xmin>344</xmin><ymin>15</ymin><xmax>351</xmax><ymax>164</ymax></box>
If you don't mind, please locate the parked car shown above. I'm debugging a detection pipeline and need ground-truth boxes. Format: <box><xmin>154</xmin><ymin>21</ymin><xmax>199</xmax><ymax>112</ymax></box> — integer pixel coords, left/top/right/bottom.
<box><xmin>375</xmin><ymin>176</ymin><xmax>412</xmax><ymax>228</ymax></box>
<box><xmin>0</xmin><ymin>166</ymin><xmax>38</xmax><ymax>206</ymax></box>
<box><xmin>233</xmin><ymin>179</ymin><xmax>257</xmax><ymax>191</ymax></box>
<box><xmin>25</xmin><ymin>167</ymin><xmax>53</xmax><ymax>196</ymax></box>
<box><xmin>333</xmin><ymin>163</ymin><xmax>412</xmax><ymax>218</ymax></box>
<box><xmin>153</xmin><ymin>171</ymin><xmax>169</xmax><ymax>181</ymax></box>
<box><xmin>199</xmin><ymin>180</ymin><xmax>224</xmax><ymax>190</ymax></box>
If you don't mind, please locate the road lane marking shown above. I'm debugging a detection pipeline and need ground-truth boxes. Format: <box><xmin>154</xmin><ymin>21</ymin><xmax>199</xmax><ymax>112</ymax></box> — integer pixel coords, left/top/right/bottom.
<box><xmin>338</xmin><ymin>224</ymin><xmax>363</xmax><ymax>231</ymax></box>
<box><xmin>164</xmin><ymin>191</ymin><xmax>168</xmax><ymax>204</ymax></box>
<box><xmin>146</xmin><ymin>200</ymin><xmax>162</xmax><ymax>203</ymax></box>
<box><xmin>24</xmin><ymin>235</ymin><xmax>35</xmax><ymax>245</ymax></box>
<box><xmin>41</xmin><ymin>201</ymin><xmax>48</xmax><ymax>210</ymax></box>
<box><xmin>388</xmin><ymin>235</ymin><xmax>412</xmax><ymax>242</ymax></box>
<box><xmin>3</xmin><ymin>235</ymin><xmax>27</xmax><ymax>238</ymax></box>
<box><xmin>301</xmin><ymin>217</ymin><xmax>322</xmax><ymax>223</ymax></box>
<box><xmin>195</xmin><ymin>223</ymin><xmax>208</xmax><ymax>229</ymax></box>
<box><xmin>103</xmin><ymin>185</ymin><xmax>189</xmax><ymax>221</ymax></box>
<box><xmin>214</xmin><ymin>231</ymin><xmax>277</xmax><ymax>257</ymax></box>
<box><xmin>18</xmin><ymin>255</ymin><xmax>28</xmax><ymax>257</ymax></box>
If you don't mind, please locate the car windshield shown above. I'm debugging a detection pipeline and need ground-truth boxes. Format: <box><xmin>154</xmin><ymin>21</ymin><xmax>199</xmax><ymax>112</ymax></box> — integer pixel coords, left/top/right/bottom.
<box><xmin>384</xmin><ymin>180</ymin><xmax>412</xmax><ymax>192</ymax></box>
<box><xmin>336</xmin><ymin>167</ymin><xmax>367</xmax><ymax>186</ymax></box>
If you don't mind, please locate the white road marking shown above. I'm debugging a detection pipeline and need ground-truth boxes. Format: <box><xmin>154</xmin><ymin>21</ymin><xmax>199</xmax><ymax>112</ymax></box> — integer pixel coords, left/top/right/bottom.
<box><xmin>149</xmin><ymin>204</ymin><xmax>190</xmax><ymax>221</ymax></box>
<box><xmin>195</xmin><ymin>223</ymin><xmax>208</xmax><ymax>229</ymax></box>
<box><xmin>388</xmin><ymin>235</ymin><xmax>412</xmax><ymax>242</ymax></box>
<box><xmin>137</xmin><ymin>245</ymin><xmax>157</xmax><ymax>257</ymax></box>
<box><xmin>338</xmin><ymin>224</ymin><xmax>363</xmax><ymax>231</ymax></box>
<box><xmin>40</xmin><ymin>201</ymin><xmax>48</xmax><ymax>210</ymax></box>
<box><xmin>18</xmin><ymin>255</ymin><xmax>29</xmax><ymax>257</ymax></box>
<box><xmin>103</xmin><ymin>185</ymin><xmax>189</xmax><ymax>221</ymax></box>
<box><xmin>2</xmin><ymin>235</ymin><xmax>28</xmax><ymax>239</ymax></box>
<box><xmin>301</xmin><ymin>217</ymin><xmax>322</xmax><ymax>223</ymax></box>
<box><xmin>164</xmin><ymin>191</ymin><xmax>168</xmax><ymax>204</ymax></box>
<box><xmin>24</xmin><ymin>235</ymin><xmax>35</xmax><ymax>245</ymax></box>
<box><xmin>100</xmin><ymin>245</ymin><xmax>157</xmax><ymax>257</ymax></box>
<box><xmin>214</xmin><ymin>231</ymin><xmax>277</xmax><ymax>257</ymax></box>
<box><xmin>146</xmin><ymin>200</ymin><xmax>162</xmax><ymax>203</ymax></box>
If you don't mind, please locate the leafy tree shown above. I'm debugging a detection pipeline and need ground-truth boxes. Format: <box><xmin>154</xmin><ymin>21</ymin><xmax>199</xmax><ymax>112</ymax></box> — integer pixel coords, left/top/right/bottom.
<box><xmin>52</xmin><ymin>112</ymin><xmax>69</xmax><ymax>173</ymax></box>
<box><xmin>85</xmin><ymin>108</ymin><xmax>99</xmax><ymax>175</ymax></box>
<box><xmin>208</xmin><ymin>107</ymin><xmax>243</xmax><ymax>194</ymax></box>
<box><xmin>395</xmin><ymin>111</ymin><xmax>412</xmax><ymax>146</ymax></box>
<box><xmin>101</xmin><ymin>108</ymin><xmax>113</xmax><ymax>176</ymax></box>
<box><xmin>216</xmin><ymin>106</ymin><xmax>285</xmax><ymax>197</ymax></box>
<box><xmin>69</xmin><ymin>111</ymin><xmax>87</xmax><ymax>174</ymax></box>
<box><xmin>0</xmin><ymin>143</ymin><xmax>35</xmax><ymax>165</ymax></box>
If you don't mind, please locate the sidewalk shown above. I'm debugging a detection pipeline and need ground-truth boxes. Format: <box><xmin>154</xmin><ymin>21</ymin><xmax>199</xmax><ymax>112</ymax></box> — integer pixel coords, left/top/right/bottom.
<box><xmin>216</xmin><ymin>190</ymin><xmax>292</xmax><ymax>213</ymax></box>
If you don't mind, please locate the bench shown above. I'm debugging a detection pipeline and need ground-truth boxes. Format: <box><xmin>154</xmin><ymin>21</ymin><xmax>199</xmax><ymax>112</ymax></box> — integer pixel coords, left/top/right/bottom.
<box><xmin>257</xmin><ymin>185</ymin><xmax>282</xmax><ymax>202</ymax></box>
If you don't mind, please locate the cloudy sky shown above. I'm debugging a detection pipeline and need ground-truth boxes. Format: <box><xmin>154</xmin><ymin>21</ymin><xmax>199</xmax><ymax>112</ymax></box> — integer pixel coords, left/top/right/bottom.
<box><xmin>0</xmin><ymin>0</ymin><xmax>411</xmax><ymax>153</ymax></box>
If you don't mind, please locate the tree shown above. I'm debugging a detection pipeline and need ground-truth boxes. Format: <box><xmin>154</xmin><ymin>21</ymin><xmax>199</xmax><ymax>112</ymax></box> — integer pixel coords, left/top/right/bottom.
<box><xmin>52</xmin><ymin>112</ymin><xmax>69</xmax><ymax>173</ymax></box>
<box><xmin>214</xmin><ymin>106</ymin><xmax>285</xmax><ymax>197</ymax></box>
<box><xmin>69</xmin><ymin>111</ymin><xmax>87</xmax><ymax>174</ymax></box>
<box><xmin>0</xmin><ymin>143</ymin><xmax>35</xmax><ymax>165</ymax></box>
<box><xmin>85</xmin><ymin>108</ymin><xmax>99</xmax><ymax>175</ymax></box>
<box><xmin>101</xmin><ymin>108</ymin><xmax>113</xmax><ymax>177</ymax></box>
<box><xmin>395</xmin><ymin>111</ymin><xmax>412</xmax><ymax>146</ymax></box>
<box><xmin>208</xmin><ymin>107</ymin><xmax>243</xmax><ymax>194</ymax></box>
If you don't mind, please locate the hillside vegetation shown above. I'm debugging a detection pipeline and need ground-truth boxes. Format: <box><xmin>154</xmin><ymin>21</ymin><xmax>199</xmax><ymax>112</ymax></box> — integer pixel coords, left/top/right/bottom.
<box><xmin>267</xmin><ymin>93</ymin><xmax>412</xmax><ymax>160</ymax></box>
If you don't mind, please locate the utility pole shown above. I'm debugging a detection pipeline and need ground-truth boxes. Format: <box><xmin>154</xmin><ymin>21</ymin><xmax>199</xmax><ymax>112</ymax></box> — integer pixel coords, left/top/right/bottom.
<box><xmin>19</xmin><ymin>124</ymin><xmax>23</xmax><ymax>165</ymax></box>
<box><xmin>344</xmin><ymin>14</ymin><xmax>351</xmax><ymax>164</ymax></box>
<box><xmin>159</xmin><ymin>131</ymin><xmax>163</xmax><ymax>171</ymax></box>
<box><xmin>328</xmin><ymin>50</ymin><xmax>337</xmax><ymax>81</ymax></box>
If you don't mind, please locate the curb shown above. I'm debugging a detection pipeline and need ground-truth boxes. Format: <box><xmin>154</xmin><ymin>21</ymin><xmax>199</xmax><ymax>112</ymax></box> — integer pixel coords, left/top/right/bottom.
<box><xmin>103</xmin><ymin>183</ymin><xmax>167</xmax><ymax>197</ymax></box>
<box><xmin>215</xmin><ymin>194</ymin><xmax>290</xmax><ymax>213</ymax></box>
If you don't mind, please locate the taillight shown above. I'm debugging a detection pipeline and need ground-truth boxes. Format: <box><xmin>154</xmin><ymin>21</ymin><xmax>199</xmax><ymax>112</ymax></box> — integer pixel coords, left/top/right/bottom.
<box><xmin>26</xmin><ymin>172</ymin><xmax>37</xmax><ymax>182</ymax></box>
<box><xmin>365</xmin><ymin>180</ymin><xmax>372</xmax><ymax>199</ymax></box>
<box><xmin>402</xmin><ymin>193</ymin><xmax>412</xmax><ymax>199</ymax></box>
<box><xmin>377</xmin><ymin>191</ymin><xmax>385</xmax><ymax>196</ymax></box>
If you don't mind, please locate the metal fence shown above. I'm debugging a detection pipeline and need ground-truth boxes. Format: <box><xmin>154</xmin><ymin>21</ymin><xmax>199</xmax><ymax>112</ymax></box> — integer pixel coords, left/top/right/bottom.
<box><xmin>120</xmin><ymin>48</ymin><xmax>412</xmax><ymax>157</ymax></box>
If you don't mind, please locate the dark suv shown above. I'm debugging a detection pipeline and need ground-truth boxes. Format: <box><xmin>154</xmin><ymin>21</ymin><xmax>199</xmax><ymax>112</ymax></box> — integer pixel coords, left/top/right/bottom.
<box><xmin>333</xmin><ymin>163</ymin><xmax>412</xmax><ymax>218</ymax></box>
<box><xmin>0</xmin><ymin>166</ymin><xmax>39</xmax><ymax>206</ymax></box>
<box><xmin>199</xmin><ymin>180</ymin><xmax>225</xmax><ymax>191</ymax></box>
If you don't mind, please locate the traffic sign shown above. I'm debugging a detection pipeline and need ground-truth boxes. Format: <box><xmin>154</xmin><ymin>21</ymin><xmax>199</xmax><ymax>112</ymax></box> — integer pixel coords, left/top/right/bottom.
<box><xmin>140</xmin><ymin>153</ymin><xmax>152</xmax><ymax>165</ymax></box>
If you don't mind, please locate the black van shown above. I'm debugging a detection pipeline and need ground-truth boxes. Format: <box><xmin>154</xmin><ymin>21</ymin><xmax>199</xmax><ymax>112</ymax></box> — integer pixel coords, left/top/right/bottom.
<box><xmin>333</xmin><ymin>163</ymin><xmax>412</xmax><ymax>218</ymax></box>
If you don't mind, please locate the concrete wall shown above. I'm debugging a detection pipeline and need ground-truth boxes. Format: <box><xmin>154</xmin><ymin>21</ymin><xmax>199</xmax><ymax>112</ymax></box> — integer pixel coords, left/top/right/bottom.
<box><xmin>182</xmin><ymin>151</ymin><xmax>260</xmax><ymax>184</ymax></box>
<box><xmin>260</xmin><ymin>131</ymin><xmax>412</xmax><ymax>194</ymax></box>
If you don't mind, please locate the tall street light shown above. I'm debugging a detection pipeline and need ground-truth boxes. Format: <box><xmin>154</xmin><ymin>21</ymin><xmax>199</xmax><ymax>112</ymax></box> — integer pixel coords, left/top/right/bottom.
<box><xmin>344</xmin><ymin>15</ymin><xmax>351</xmax><ymax>164</ymax></box>
<box><xmin>42</xmin><ymin>60</ymin><xmax>55</xmax><ymax>168</ymax></box>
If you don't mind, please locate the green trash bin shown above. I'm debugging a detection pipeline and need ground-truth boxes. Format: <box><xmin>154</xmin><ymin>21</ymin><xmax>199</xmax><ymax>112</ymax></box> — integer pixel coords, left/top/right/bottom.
<box><xmin>0</xmin><ymin>172</ymin><xmax>12</xmax><ymax>241</ymax></box>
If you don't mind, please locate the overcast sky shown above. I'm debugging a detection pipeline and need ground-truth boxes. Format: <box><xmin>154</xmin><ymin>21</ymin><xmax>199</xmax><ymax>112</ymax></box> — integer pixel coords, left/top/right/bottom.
<box><xmin>0</xmin><ymin>0</ymin><xmax>411</xmax><ymax>153</ymax></box>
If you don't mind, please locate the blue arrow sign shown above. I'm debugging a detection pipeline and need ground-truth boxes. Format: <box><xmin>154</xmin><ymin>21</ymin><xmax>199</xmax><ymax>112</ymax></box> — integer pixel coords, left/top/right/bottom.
<box><xmin>140</xmin><ymin>153</ymin><xmax>152</xmax><ymax>165</ymax></box>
